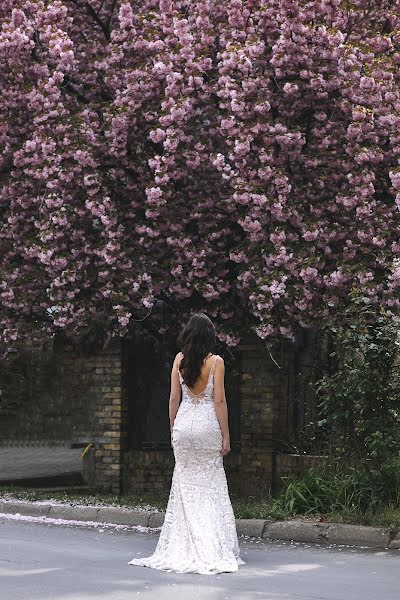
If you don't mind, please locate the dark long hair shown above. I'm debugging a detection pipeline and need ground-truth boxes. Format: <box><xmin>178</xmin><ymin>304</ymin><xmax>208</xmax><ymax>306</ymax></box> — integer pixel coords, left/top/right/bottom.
<box><xmin>177</xmin><ymin>312</ymin><xmax>216</xmax><ymax>388</ymax></box>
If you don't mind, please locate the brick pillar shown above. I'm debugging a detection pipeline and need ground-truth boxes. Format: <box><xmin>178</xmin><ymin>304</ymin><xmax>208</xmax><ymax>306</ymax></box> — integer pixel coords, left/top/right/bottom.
<box><xmin>238</xmin><ymin>336</ymin><xmax>288</xmax><ymax>496</ymax></box>
<box><xmin>91</xmin><ymin>339</ymin><xmax>123</xmax><ymax>494</ymax></box>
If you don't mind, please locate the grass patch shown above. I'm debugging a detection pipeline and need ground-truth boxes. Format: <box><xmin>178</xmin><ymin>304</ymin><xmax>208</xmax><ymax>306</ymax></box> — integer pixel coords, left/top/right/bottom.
<box><xmin>0</xmin><ymin>484</ymin><xmax>289</xmax><ymax>520</ymax></box>
<box><xmin>317</xmin><ymin>506</ymin><xmax>400</xmax><ymax>529</ymax></box>
<box><xmin>230</xmin><ymin>494</ymin><xmax>290</xmax><ymax>521</ymax></box>
<box><xmin>0</xmin><ymin>484</ymin><xmax>168</xmax><ymax>512</ymax></box>
<box><xmin>2</xmin><ymin>460</ymin><xmax>400</xmax><ymax>530</ymax></box>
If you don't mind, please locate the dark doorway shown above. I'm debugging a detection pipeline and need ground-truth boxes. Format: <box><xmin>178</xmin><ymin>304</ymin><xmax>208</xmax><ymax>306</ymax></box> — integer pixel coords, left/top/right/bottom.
<box><xmin>122</xmin><ymin>336</ymin><xmax>241</xmax><ymax>451</ymax></box>
<box><xmin>122</xmin><ymin>335</ymin><xmax>175</xmax><ymax>449</ymax></box>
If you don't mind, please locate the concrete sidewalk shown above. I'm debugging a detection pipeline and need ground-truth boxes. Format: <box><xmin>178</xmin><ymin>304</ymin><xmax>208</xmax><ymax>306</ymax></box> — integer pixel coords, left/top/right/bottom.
<box><xmin>0</xmin><ymin>446</ymin><xmax>82</xmax><ymax>482</ymax></box>
<box><xmin>1</xmin><ymin>497</ymin><xmax>399</xmax><ymax>550</ymax></box>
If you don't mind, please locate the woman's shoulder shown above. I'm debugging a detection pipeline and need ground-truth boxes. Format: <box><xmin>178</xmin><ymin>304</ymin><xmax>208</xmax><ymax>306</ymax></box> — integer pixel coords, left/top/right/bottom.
<box><xmin>175</xmin><ymin>351</ymin><xmax>222</xmax><ymax>362</ymax></box>
<box><xmin>175</xmin><ymin>351</ymin><xmax>183</xmax><ymax>364</ymax></box>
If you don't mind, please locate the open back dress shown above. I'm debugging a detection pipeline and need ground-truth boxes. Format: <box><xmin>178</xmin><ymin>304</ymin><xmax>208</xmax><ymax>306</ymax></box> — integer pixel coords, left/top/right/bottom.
<box><xmin>127</xmin><ymin>352</ymin><xmax>244</xmax><ymax>574</ymax></box>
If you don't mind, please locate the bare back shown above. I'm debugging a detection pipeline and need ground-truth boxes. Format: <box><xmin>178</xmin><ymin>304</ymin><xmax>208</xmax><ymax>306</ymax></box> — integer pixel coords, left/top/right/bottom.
<box><xmin>178</xmin><ymin>352</ymin><xmax>216</xmax><ymax>398</ymax></box>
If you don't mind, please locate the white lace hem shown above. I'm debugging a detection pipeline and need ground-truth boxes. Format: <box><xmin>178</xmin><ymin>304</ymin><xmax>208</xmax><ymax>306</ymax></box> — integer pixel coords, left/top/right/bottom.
<box><xmin>127</xmin><ymin>555</ymin><xmax>245</xmax><ymax>575</ymax></box>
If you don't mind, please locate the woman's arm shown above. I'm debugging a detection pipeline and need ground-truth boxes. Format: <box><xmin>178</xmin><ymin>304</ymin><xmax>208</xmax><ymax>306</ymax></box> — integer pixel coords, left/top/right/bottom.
<box><xmin>213</xmin><ymin>355</ymin><xmax>231</xmax><ymax>455</ymax></box>
<box><xmin>169</xmin><ymin>352</ymin><xmax>182</xmax><ymax>432</ymax></box>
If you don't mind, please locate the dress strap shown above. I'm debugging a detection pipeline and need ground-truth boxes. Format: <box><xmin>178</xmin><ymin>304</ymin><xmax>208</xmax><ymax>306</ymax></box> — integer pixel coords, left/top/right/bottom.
<box><xmin>177</xmin><ymin>352</ymin><xmax>183</xmax><ymax>383</ymax></box>
<box><xmin>210</xmin><ymin>354</ymin><xmax>217</xmax><ymax>379</ymax></box>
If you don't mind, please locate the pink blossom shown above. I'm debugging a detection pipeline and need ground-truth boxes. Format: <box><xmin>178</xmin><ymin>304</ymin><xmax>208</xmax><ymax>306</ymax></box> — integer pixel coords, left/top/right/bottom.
<box><xmin>0</xmin><ymin>0</ymin><xmax>399</xmax><ymax>349</ymax></box>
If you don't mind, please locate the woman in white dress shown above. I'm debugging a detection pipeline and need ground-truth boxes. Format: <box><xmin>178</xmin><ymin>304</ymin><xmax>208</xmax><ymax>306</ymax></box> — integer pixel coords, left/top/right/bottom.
<box><xmin>128</xmin><ymin>312</ymin><xmax>244</xmax><ymax>574</ymax></box>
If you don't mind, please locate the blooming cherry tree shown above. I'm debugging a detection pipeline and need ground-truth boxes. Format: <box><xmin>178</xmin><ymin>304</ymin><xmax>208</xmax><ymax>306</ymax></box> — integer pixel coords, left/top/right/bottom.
<box><xmin>0</xmin><ymin>0</ymin><xmax>399</xmax><ymax>349</ymax></box>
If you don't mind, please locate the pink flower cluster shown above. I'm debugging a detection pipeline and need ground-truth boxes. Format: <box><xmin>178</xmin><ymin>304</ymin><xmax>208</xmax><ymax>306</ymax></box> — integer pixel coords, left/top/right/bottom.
<box><xmin>0</xmin><ymin>0</ymin><xmax>399</xmax><ymax>349</ymax></box>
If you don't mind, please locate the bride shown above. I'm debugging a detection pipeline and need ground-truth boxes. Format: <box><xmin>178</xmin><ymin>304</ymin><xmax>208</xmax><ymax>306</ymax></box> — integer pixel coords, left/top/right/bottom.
<box><xmin>128</xmin><ymin>312</ymin><xmax>244</xmax><ymax>574</ymax></box>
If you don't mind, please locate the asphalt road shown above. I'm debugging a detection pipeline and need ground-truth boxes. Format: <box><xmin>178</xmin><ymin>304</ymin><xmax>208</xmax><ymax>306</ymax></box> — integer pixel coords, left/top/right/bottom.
<box><xmin>0</xmin><ymin>515</ymin><xmax>399</xmax><ymax>600</ymax></box>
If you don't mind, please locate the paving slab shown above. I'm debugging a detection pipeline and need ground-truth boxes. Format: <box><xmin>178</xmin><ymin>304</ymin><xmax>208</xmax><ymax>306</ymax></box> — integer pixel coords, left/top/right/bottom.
<box><xmin>148</xmin><ymin>512</ymin><xmax>165</xmax><ymax>528</ymax></box>
<box><xmin>235</xmin><ymin>518</ymin><xmax>265</xmax><ymax>537</ymax></box>
<box><xmin>0</xmin><ymin>500</ymin><xmax>51</xmax><ymax>517</ymax></box>
<box><xmin>96</xmin><ymin>507</ymin><xmax>150</xmax><ymax>527</ymax></box>
<box><xmin>389</xmin><ymin>533</ymin><xmax>400</xmax><ymax>549</ymax></box>
<box><xmin>264</xmin><ymin>520</ymin><xmax>330</xmax><ymax>543</ymax></box>
<box><xmin>48</xmin><ymin>505</ymin><xmax>101</xmax><ymax>522</ymax></box>
<box><xmin>326</xmin><ymin>522</ymin><xmax>391</xmax><ymax>547</ymax></box>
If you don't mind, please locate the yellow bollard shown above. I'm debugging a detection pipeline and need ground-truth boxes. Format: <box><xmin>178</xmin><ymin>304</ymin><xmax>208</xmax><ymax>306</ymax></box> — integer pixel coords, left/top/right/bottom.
<box><xmin>79</xmin><ymin>442</ymin><xmax>93</xmax><ymax>460</ymax></box>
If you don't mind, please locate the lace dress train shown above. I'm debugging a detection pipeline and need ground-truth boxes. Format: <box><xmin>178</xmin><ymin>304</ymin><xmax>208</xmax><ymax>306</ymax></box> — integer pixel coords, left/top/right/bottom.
<box><xmin>127</xmin><ymin>354</ymin><xmax>244</xmax><ymax>574</ymax></box>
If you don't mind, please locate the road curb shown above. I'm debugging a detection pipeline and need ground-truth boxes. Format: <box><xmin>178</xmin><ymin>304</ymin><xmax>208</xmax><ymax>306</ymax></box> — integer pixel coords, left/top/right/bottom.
<box><xmin>0</xmin><ymin>499</ymin><xmax>398</xmax><ymax>549</ymax></box>
<box><xmin>262</xmin><ymin>520</ymin><xmax>393</xmax><ymax>548</ymax></box>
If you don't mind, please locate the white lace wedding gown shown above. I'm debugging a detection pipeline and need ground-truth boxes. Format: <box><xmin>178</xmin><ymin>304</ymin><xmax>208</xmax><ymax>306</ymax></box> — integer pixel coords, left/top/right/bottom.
<box><xmin>128</xmin><ymin>353</ymin><xmax>245</xmax><ymax>574</ymax></box>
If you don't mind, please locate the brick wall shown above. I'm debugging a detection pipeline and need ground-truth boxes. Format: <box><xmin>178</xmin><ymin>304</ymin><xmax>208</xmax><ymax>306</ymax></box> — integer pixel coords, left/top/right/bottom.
<box><xmin>0</xmin><ymin>342</ymin><xmax>97</xmax><ymax>446</ymax></box>
<box><xmin>0</xmin><ymin>338</ymin><xmax>124</xmax><ymax>494</ymax></box>
<box><xmin>86</xmin><ymin>340</ymin><xmax>123</xmax><ymax>494</ymax></box>
<box><xmin>237</xmin><ymin>336</ymin><xmax>292</xmax><ymax>496</ymax></box>
<box><xmin>120</xmin><ymin>335</ymin><xmax>293</xmax><ymax>498</ymax></box>
<box><xmin>121</xmin><ymin>447</ymin><xmax>242</xmax><ymax>496</ymax></box>
<box><xmin>0</xmin><ymin>333</ymin><xmax>318</xmax><ymax>497</ymax></box>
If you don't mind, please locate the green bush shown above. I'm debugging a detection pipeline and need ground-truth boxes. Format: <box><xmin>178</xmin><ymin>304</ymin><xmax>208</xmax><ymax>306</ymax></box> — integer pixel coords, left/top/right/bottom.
<box><xmin>314</xmin><ymin>305</ymin><xmax>400</xmax><ymax>466</ymax></box>
<box><xmin>279</xmin><ymin>456</ymin><xmax>400</xmax><ymax>517</ymax></box>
